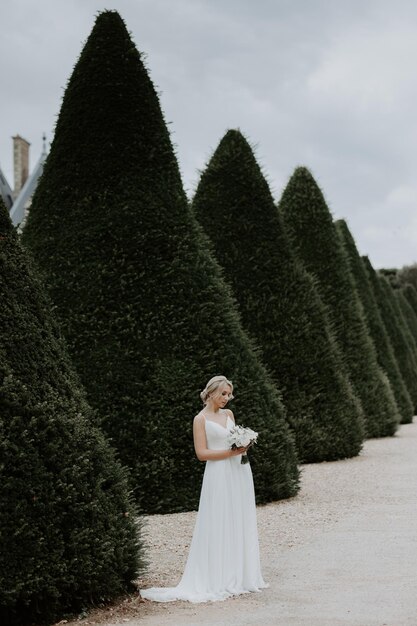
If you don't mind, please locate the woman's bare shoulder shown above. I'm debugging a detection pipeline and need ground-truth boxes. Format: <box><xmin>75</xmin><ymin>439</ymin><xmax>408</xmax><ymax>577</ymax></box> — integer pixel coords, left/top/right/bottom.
<box><xmin>193</xmin><ymin>412</ymin><xmax>205</xmax><ymax>425</ymax></box>
<box><xmin>225</xmin><ymin>408</ymin><xmax>235</xmax><ymax>422</ymax></box>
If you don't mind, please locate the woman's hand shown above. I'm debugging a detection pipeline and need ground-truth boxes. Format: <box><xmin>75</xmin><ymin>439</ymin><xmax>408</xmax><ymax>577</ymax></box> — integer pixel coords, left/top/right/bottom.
<box><xmin>230</xmin><ymin>446</ymin><xmax>248</xmax><ymax>457</ymax></box>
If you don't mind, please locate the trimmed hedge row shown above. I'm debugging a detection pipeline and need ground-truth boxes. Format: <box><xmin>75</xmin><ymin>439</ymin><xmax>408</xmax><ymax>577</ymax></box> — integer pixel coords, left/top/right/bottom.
<box><xmin>193</xmin><ymin>130</ymin><xmax>364</xmax><ymax>462</ymax></box>
<box><xmin>279</xmin><ymin>167</ymin><xmax>400</xmax><ymax>438</ymax></box>
<box><xmin>396</xmin><ymin>288</ymin><xmax>417</xmax><ymax>348</ymax></box>
<box><xmin>21</xmin><ymin>11</ymin><xmax>299</xmax><ymax>514</ymax></box>
<box><xmin>336</xmin><ymin>219</ymin><xmax>406</xmax><ymax>426</ymax></box>
<box><xmin>363</xmin><ymin>256</ymin><xmax>417</xmax><ymax>414</ymax></box>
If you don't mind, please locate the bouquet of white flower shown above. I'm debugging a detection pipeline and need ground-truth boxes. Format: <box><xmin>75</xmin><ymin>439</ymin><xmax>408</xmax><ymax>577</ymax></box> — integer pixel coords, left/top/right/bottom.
<box><xmin>227</xmin><ymin>424</ymin><xmax>258</xmax><ymax>464</ymax></box>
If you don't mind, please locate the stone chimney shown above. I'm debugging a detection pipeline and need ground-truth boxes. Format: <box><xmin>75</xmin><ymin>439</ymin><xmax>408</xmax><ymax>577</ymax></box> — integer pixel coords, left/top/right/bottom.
<box><xmin>13</xmin><ymin>135</ymin><xmax>30</xmax><ymax>200</ymax></box>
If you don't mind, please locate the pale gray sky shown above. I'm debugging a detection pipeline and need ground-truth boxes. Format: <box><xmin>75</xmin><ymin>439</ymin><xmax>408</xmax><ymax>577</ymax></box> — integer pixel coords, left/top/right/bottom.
<box><xmin>2</xmin><ymin>0</ymin><xmax>417</xmax><ymax>268</ymax></box>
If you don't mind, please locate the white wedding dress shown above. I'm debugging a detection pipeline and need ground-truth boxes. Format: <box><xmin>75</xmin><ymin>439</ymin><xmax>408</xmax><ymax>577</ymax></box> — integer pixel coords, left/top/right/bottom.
<box><xmin>141</xmin><ymin>414</ymin><xmax>268</xmax><ymax>603</ymax></box>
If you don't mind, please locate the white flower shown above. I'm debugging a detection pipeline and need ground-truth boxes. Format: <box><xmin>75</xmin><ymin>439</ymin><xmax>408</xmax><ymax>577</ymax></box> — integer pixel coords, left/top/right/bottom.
<box><xmin>228</xmin><ymin>424</ymin><xmax>258</xmax><ymax>449</ymax></box>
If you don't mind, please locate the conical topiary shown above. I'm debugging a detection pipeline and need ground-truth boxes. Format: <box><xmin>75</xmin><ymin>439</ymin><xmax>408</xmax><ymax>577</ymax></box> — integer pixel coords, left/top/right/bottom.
<box><xmin>398</xmin><ymin>264</ymin><xmax>417</xmax><ymax>292</ymax></box>
<box><xmin>279</xmin><ymin>167</ymin><xmax>399</xmax><ymax>437</ymax></box>
<box><xmin>0</xmin><ymin>197</ymin><xmax>142</xmax><ymax>625</ymax></box>
<box><xmin>402</xmin><ymin>282</ymin><xmax>417</xmax><ymax>318</ymax></box>
<box><xmin>21</xmin><ymin>11</ymin><xmax>299</xmax><ymax>513</ymax></box>
<box><xmin>336</xmin><ymin>219</ymin><xmax>406</xmax><ymax>427</ymax></box>
<box><xmin>362</xmin><ymin>255</ymin><xmax>417</xmax><ymax>415</ymax></box>
<box><xmin>379</xmin><ymin>268</ymin><xmax>400</xmax><ymax>288</ymax></box>
<box><xmin>193</xmin><ymin>130</ymin><xmax>364</xmax><ymax>462</ymax></box>
<box><xmin>395</xmin><ymin>287</ymin><xmax>417</xmax><ymax>346</ymax></box>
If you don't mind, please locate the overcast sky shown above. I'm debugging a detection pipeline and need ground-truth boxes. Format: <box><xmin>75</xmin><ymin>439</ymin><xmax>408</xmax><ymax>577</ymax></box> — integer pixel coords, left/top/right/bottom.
<box><xmin>2</xmin><ymin>0</ymin><xmax>417</xmax><ymax>268</ymax></box>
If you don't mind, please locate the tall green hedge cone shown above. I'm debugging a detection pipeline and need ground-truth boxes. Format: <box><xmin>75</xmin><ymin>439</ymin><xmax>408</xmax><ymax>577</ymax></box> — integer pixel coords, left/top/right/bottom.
<box><xmin>0</xmin><ymin>197</ymin><xmax>142</xmax><ymax>625</ymax></box>
<box><xmin>397</xmin><ymin>264</ymin><xmax>417</xmax><ymax>292</ymax></box>
<box><xmin>193</xmin><ymin>130</ymin><xmax>364</xmax><ymax>461</ymax></box>
<box><xmin>336</xmin><ymin>219</ymin><xmax>406</xmax><ymax>427</ymax></box>
<box><xmin>362</xmin><ymin>255</ymin><xmax>417</xmax><ymax>416</ymax></box>
<box><xmin>279</xmin><ymin>167</ymin><xmax>399</xmax><ymax>437</ymax></box>
<box><xmin>379</xmin><ymin>268</ymin><xmax>400</xmax><ymax>288</ymax></box>
<box><xmin>21</xmin><ymin>11</ymin><xmax>298</xmax><ymax>513</ymax></box>
<box><xmin>402</xmin><ymin>282</ymin><xmax>417</xmax><ymax>318</ymax></box>
<box><xmin>395</xmin><ymin>288</ymin><xmax>417</xmax><ymax>346</ymax></box>
<box><xmin>378</xmin><ymin>276</ymin><xmax>417</xmax><ymax>411</ymax></box>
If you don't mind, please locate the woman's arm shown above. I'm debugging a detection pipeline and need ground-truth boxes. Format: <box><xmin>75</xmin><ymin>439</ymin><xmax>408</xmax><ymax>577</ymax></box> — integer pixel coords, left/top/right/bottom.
<box><xmin>193</xmin><ymin>415</ymin><xmax>245</xmax><ymax>461</ymax></box>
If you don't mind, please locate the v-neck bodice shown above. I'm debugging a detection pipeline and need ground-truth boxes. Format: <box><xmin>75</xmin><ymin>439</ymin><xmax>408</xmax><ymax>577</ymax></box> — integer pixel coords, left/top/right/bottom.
<box><xmin>204</xmin><ymin>414</ymin><xmax>232</xmax><ymax>450</ymax></box>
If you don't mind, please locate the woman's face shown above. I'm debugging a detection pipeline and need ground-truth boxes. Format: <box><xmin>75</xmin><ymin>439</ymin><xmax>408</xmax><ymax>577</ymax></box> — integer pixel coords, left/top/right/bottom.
<box><xmin>212</xmin><ymin>383</ymin><xmax>233</xmax><ymax>409</ymax></box>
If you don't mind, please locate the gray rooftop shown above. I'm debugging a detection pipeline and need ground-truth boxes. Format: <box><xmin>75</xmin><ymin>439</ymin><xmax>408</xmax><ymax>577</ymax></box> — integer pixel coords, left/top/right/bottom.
<box><xmin>0</xmin><ymin>165</ymin><xmax>13</xmax><ymax>210</ymax></box>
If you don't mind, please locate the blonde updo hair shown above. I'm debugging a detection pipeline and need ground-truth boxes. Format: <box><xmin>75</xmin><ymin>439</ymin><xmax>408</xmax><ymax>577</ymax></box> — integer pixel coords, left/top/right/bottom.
<box><xmin>200</xmin><ymin>375</ymin><xmax>234</xmax><ymax>405</ymax></box>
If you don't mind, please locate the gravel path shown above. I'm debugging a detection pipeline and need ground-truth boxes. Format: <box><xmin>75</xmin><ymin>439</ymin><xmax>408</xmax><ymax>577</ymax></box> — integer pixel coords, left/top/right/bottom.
<box><xmin>60</xmin><ymin>420</ymin><xmax>417</xmax><ymax>626</ymax></box>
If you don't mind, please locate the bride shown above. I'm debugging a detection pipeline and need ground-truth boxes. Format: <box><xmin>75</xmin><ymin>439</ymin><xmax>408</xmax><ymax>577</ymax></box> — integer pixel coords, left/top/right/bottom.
<box><xmin>140</xmin><ymin>375</ymin><xmax>268</xmax><ymax>603</ymax></box>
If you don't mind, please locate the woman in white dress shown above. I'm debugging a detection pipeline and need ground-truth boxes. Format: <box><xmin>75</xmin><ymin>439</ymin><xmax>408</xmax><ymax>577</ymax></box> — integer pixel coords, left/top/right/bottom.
<box><xmin>141</xmin><ymin>375</ymin><xmax>268</xmax><ymax>603</ymax></box>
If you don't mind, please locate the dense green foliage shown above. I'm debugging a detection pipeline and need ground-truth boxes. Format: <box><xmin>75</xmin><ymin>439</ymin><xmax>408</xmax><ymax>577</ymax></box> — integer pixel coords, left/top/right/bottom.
<box><xmin>336</xmin><ymin>220</ymin><xmax>407</xmax><ymax>426</ymax></box>
<box><xmin>362</xmin><ymin>256</ymin><xmax>417</xmax><ymax>415</ymax></box>
<box><xmin>0</xmin><ymin>197</ymin><xmax>142</xmax><ymax>625</ymax></box>
<box><xmin>279</xmin><ymin>167</ymin><xmax>399</xmax><ymax>437</ymax></box>
<box><xmin>193</xmin><ymin>130</ymin><xmax>364</xmax><ymax>462</ymax></box>
<box><xmin>398</xmin><ymin>263</ymin><xmax>417</xmax><ymax>292</ymax></box>
<box><xmin>21</xmin><ymin>11</ymin><xmax>299</xmax><ymax>513</ymax></box>
<box><xmin>379</xmin><ymin>267</ymin><xmax>400</xmax><ymax>288</ymax></box>
<box><xmin>395</xmin><ymin>288</ymin><xmax>417</xmax><ymax>347</ymax></box>
<box><xmin>402</xmin><ymin>282</ymin><xmax>417</xmax><ymax>317</ymax></box>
